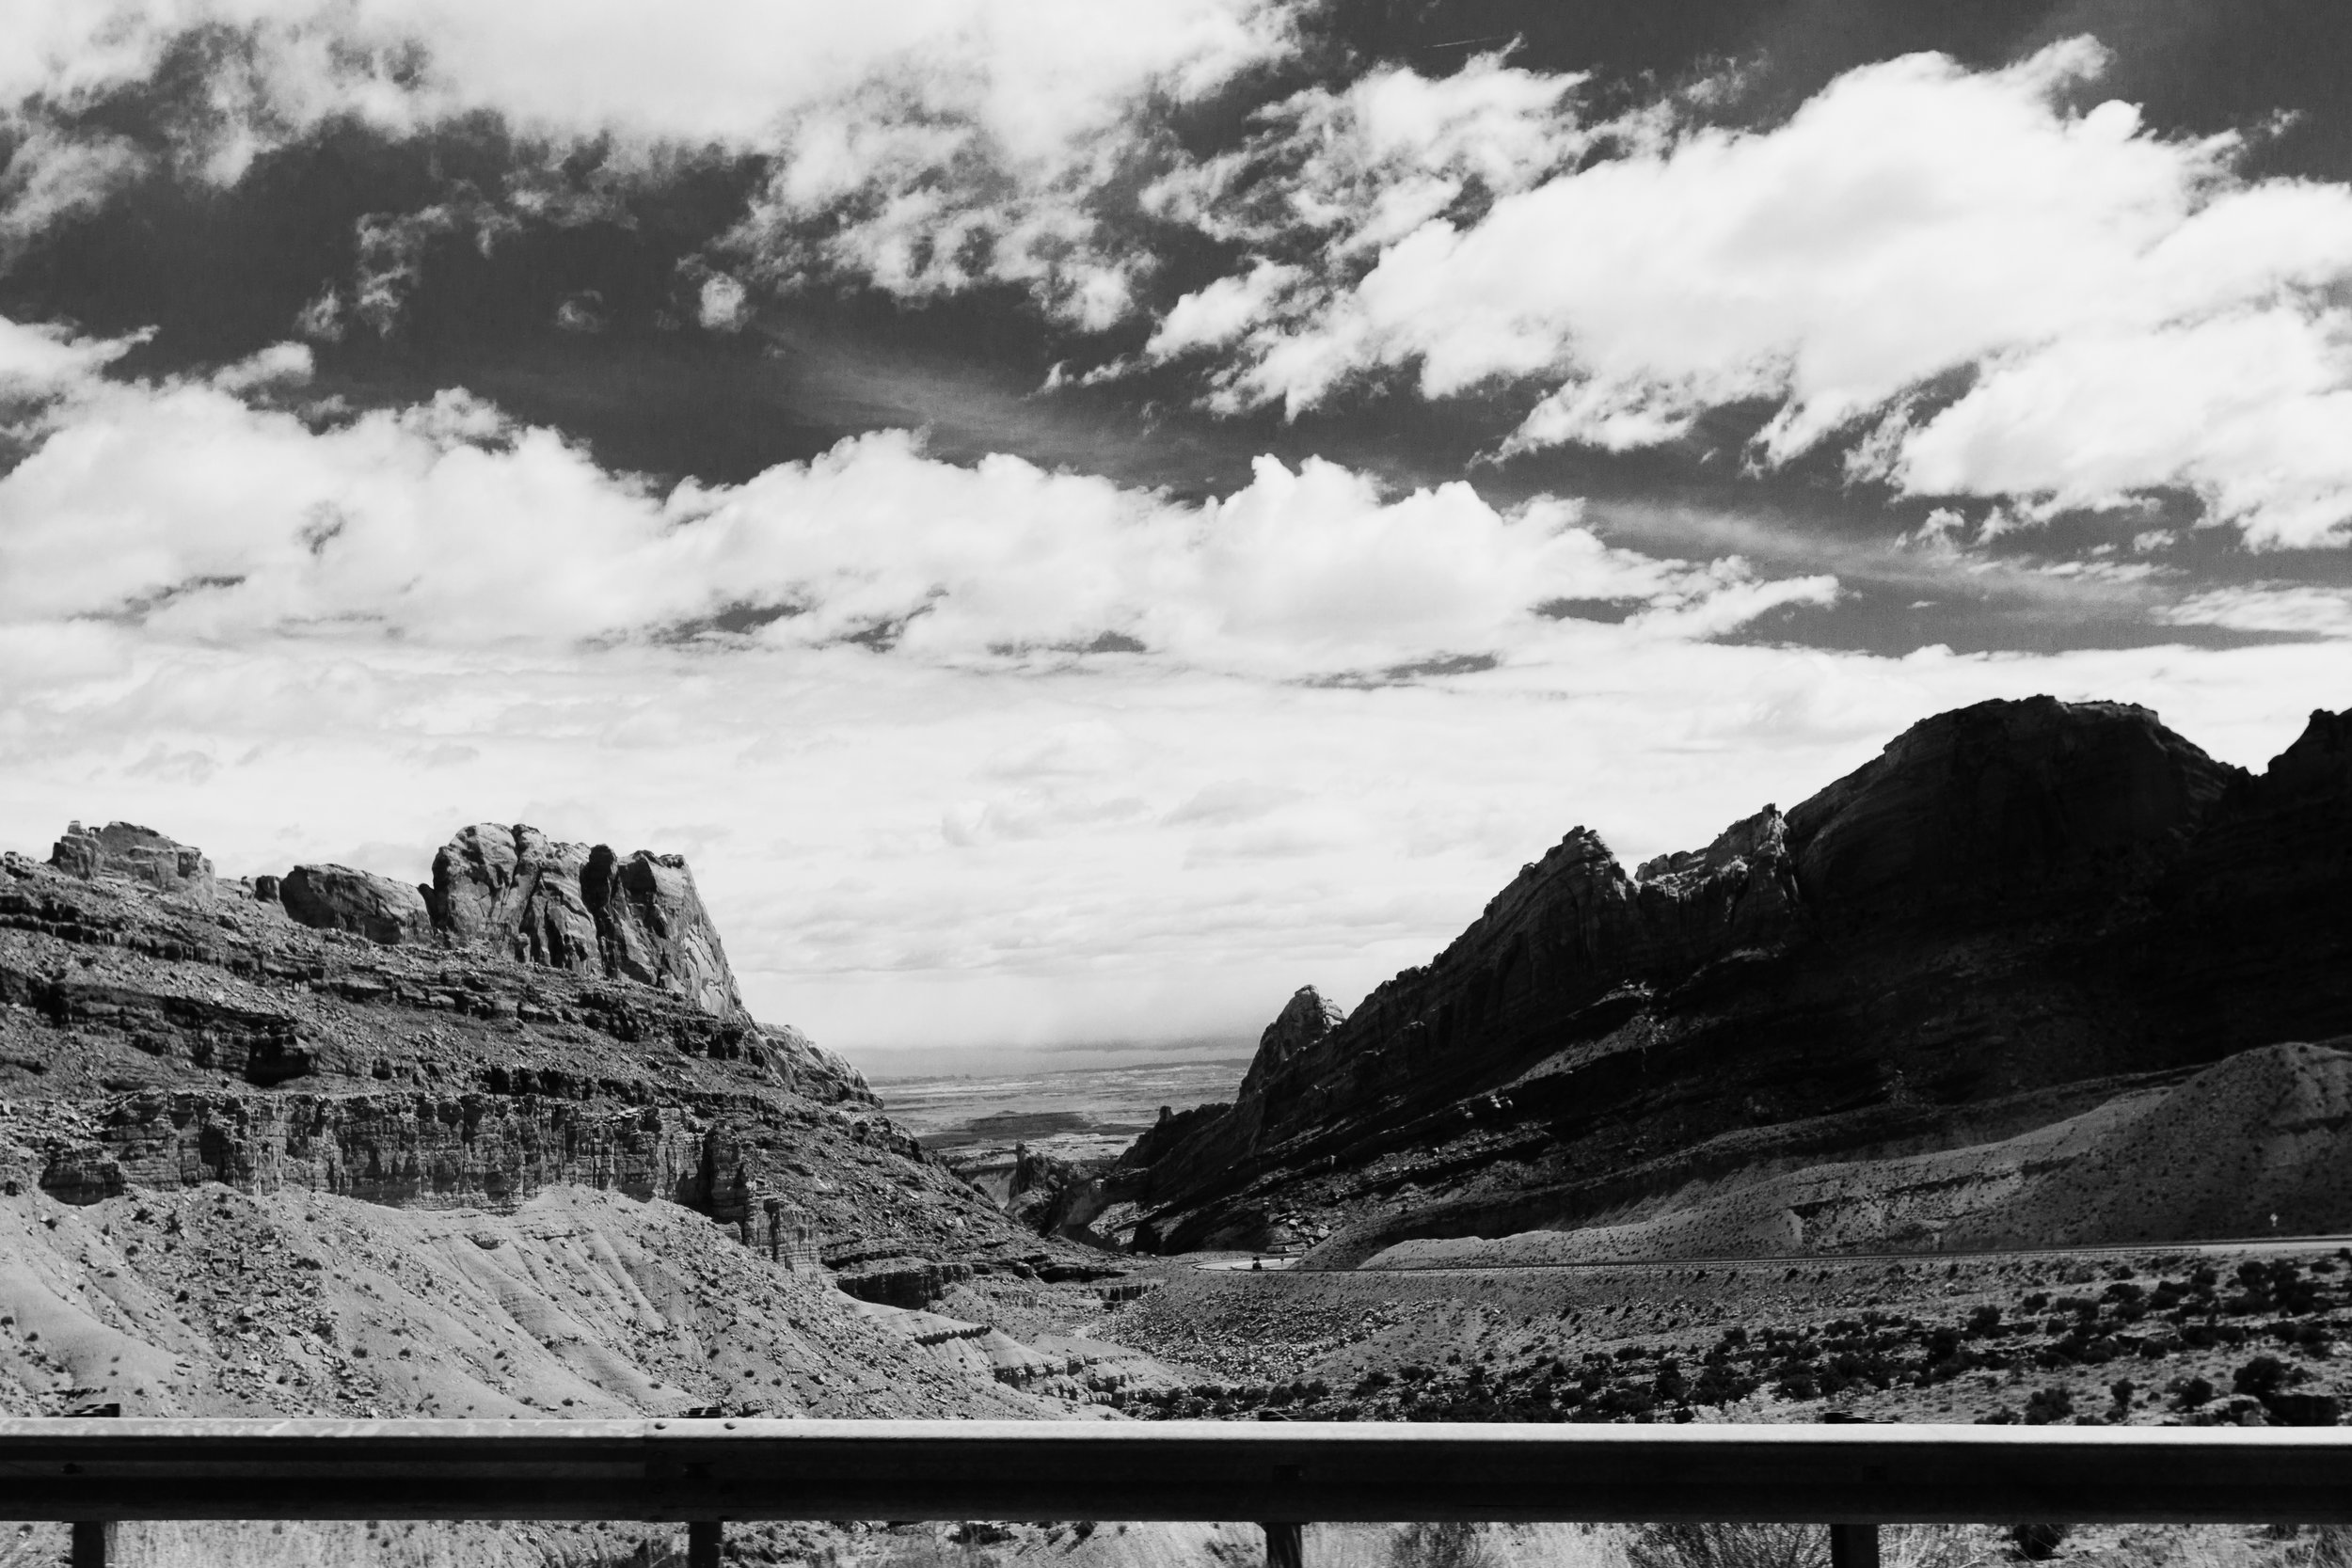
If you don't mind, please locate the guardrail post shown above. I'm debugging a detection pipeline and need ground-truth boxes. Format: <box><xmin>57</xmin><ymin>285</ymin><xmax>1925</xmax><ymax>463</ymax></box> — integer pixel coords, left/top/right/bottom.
<box><xmin>1263</xmin><ymin>1521</ymin><xmax>1303</xmax><ymax>1568</ymax></box>
<box><xmin>688</xmin><ymin>1519</ymin><xmax>723</xmax><ymax>1568</ymax></box>
<box><xmin>1830</xmin><ymin>1523</ymin><xmax>1880</xmax><ymax>1568</ymax></box>
<box><xmin>69</xmin><ymin>1520</ymin><xmax>111</xmax><ymax>1568</ymax></box>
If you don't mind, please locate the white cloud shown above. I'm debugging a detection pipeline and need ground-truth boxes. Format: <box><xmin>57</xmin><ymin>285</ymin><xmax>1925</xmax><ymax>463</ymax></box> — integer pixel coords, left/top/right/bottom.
<box><xmin>0</xmin><ymin>611</ymin><xmax>2341</xmax><ymax>1054</ymax></box>
<box><xmin>695</xmin><ymin>273</ymin><xmax>748</xmax><ymax>332</ymax></box>
<box><xmin>2155</xmin><ymin>585</ymin><xmax>2352</xmax><ymax>639</ymax></box>
<box><xmin>0</xmin><ymin>0</ymin><xmax>1288</xmax><ymax>150</ymax></box>
<box><xmin>0</xmin><ymin>323</ymin><xmax>1836</xmax><ymax>674</ymax></box>
<box><xmin>1159</xmin><ymin>40</ymin><xmax>2352</xmax><ymax>547</ymax></box>
<box><xmin>209</xmin><ymin>341</ymin><xmax>313</xmax><ymax>394</ymax></box>
<box><xmin>0</xmin><ymin>0</ymin><xmax>1294</xmax><ymax>328</ymax></box>
<box><xmin>0</xmin><ymin>317</ymin><xmax>141</xmax><ymax>395</ymax></box>
<box><xmin>0</xmin><ymin>312</ymin><xmax>2340</xmax><ymax>1056</ymax></box>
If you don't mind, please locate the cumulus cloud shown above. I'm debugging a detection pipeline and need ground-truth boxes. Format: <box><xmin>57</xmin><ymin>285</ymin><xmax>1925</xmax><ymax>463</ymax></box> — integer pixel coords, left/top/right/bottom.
<box><xmin>0</xmin><ymin>320</ymin><xmax>1836</xmax><ymax>674</ymax></box>
<box><xmin>0</xmin><ymin>0</ymin><xmax>1293</xmax><ymax>327</ymax></box>
<box><xmin>1156</xmin><ymin>40</ymin><xmax>2352</xmax><ymax>547</ymax></box>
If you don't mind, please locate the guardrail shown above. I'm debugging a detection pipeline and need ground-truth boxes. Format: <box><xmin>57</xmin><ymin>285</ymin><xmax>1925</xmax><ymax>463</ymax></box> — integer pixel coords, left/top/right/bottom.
<box><xmin>8</xmin><ymin>1418</ymin><xmax>2352</xmax><ymax>1568</ymax></box>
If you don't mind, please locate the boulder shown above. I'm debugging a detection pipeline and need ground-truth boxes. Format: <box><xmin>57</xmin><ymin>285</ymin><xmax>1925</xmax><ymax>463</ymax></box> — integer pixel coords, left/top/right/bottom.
<box><xmin>48</xmin><ymin>821</ymin><xmax>215</xmax><ymax>903</ymax></box>
<box><xmin>279</xmin><ymin>863</ymin><xmax>434</xmax><ymax>944</ymax></box>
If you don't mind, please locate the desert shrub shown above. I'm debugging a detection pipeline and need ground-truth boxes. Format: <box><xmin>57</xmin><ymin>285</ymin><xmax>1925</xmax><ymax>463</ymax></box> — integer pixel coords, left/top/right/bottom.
<box><xmin>2022</xmin><ymin>1386</ymin><xmax>2074</xmax><ymax>1425</ymax></box>
<box><xmin>2008</xmin><ymin>1524</ymin><xmax>2068</xmax><ymax>1560</ymax></box>
<box><xmin>2233</xmin><ymin>1356</ymin><xmax>2296</xmax><ymax>1399</ymax></box>
<box><xmin>1629</xmin><ymin>1524</ymin><xmax>1825</xmax><ymax>1568</ymax></box>
<box><xmin>2265</xmin><ymin>1392</ymin><xmax>2342</xmax><ymax>1427</ymax></box>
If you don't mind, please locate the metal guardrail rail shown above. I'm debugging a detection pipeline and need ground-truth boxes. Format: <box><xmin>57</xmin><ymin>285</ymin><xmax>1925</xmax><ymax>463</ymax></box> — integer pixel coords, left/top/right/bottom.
<box><xmin>8</xmin><ymin>1419</ymin><xmax>2352</xmax><ymax>1568</ymax></box>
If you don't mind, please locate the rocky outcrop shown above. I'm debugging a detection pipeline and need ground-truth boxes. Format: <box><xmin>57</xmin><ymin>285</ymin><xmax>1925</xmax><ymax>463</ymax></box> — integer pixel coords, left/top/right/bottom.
<box><xmin>2</xmin><ymin>823</ymin><xmax>1107</xmax><ymax>1365</ymax></box>
<box><xmin>44</xmin><ymin>1088</ymin><xmax>705</xmax><ymax>1208</ymax></box>
<box><xmin>580</xmin><ymin>845</ymin><xmax>744</xmax><ymax>1016</ymax></box>
<box><xmin>427</xmin><ymin>824</ymin><xmax>745</xmax><ymax>1017</ymax></box>
<box><xmin>49</xmin><ymin>822</ymin><xmax>215</xmax><ymax>903</ymax></box>
<box><xmin>280</xmin><ymin>864</ymin><xmax>434</xmax><ymax>944</ymax></box>
<box><xmin>1784</xmin><ymin>696</ymin><xmax>2233</xmax><ymax>929</ymax></box>
<box><xmin>1113</xmin><ymin>697</ymin><xmax>2352</xmax><ymax>1259</ymax></box>
<box><xmin>822</xmin><ymin>1240</ymin><xmax>976</xmax><ymax>1308</ymax></box>
<box><xmin>427</xmin><ymin>824</ymin><xmax>600</xmax><ymax>968</ymax></box>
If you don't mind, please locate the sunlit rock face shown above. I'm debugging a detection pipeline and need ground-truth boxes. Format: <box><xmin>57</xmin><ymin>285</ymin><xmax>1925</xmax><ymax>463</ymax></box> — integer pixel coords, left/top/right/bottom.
<box><xmin>427</xmin><ymin>823</ymin><xmax>746</xmax><ymax>1018</ymax></box>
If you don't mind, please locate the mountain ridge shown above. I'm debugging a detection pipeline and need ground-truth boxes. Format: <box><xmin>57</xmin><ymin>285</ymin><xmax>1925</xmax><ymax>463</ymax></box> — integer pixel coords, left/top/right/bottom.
<box><xmin>1069</xmin><ymin>696</ymin><xmax>2352</xmax><ymax>1260</ymax></box>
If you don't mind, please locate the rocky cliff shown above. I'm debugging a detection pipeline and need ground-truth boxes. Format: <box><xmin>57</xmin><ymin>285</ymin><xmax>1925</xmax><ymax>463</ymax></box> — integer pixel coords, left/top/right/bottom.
<box><xmin>50</xmin><ymin>821</ymin><xmax>214</xmax><ymax>902</ymax></box>
<box><xmin>251</xmin><ymin>821</ymin><xmax>749</xmax><ymax>1019</ymax></box>
<box><xmin>424</xmin><ymin>823</ymin><xmax>746</xmax><ymax>1017</ymax></box>
<box><xmin>1103</xmin><ymin>697</ymin><xmax>2352</xmax><ymax>1259</ymax></box>
<box><xmin>2</xmin><ymin>819</ymin><xmax>1107</xmax><ymax>1315</ymax></box>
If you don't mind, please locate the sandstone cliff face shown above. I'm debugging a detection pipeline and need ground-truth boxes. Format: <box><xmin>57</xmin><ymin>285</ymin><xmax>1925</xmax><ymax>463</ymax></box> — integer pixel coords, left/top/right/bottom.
<box><xmin>427</xmin><ymin>824</ymin><xmax>602</xmax><ymax>970</ymax></box>
<box><xmin>427</xmin><ymin>823</ymin><xmax>746</xmax><ymax>1018</ymax></box>
<box><xmin>1</xmin><ymin>829</ymin><xmax>1104</xmax><ymax>1319</ymax></box>
<box><xmin>1113</xmin><ymin>697</ymin><xmax>2352</xmax><ymax>1258</ymax></box>
<box><xmin>581</xmin><ymin>844</ymin><xmax>745</xmax><ymax>1016</ymax></box>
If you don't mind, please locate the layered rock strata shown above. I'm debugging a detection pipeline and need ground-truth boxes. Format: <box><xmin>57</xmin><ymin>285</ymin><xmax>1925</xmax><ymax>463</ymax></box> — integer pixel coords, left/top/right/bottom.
<box><xmin>1</xmin><ymin>826</ymin><xmax>1105</xmax><ymax>1314</ymax></box>
<box><xmin>1104</xmin><ymin>697</ymin><xmax>2352</xmax><ymax>1259</ymax></box>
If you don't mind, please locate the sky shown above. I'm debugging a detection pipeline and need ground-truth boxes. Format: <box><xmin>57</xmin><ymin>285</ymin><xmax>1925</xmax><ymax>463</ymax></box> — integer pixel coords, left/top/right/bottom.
<box><xmin>1</xmin><ymin>0</ymin><xmax>2347</xmax><ymax>1069</ymax></box>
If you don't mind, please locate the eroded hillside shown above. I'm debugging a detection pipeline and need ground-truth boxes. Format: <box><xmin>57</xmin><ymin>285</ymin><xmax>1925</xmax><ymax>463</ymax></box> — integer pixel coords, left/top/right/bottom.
<box><xmin>0</xmin><ymin>819</ymin><xmax>1163</xmax><ymax>1425</ymax></box>
<box><xmin>1073</xmin><ymin>698</ymin><xmax>2352</xmax><ymax>1262</ymax></box>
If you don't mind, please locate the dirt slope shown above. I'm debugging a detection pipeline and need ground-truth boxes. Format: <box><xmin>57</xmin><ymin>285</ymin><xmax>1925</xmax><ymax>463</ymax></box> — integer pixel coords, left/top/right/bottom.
<box><xmin>1362</xmin><ymin>1042</ymin><xmax>2352</xmax><ymax>1270</ymax></box>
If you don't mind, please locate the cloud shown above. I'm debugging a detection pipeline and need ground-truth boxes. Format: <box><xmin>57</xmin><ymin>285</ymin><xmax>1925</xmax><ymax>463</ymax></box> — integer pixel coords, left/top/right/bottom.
<box><xmin>2154</xmin><ymin>585</ymin><xmax>2352</xmax><ymax>639</ymax></box>
<box><xmin>0</xmin><ymin>317</ymin><xmax>142</xmax><ymax>395</ymax></box>
<box><xmin>0</xmin><ymin>0</ymin><xmax>1295</xmax><ymax>329</ymax></box>
<box><xmin>1155</xmin><ymin>40</ymin><xmax>2352</xmax><ymax>547</ymax></box>
<box><xmin>1</xmin><ymin>607</ymin><xmax>2343</xmax><ymax>1054</ymax></box>
<box><xmin>209</xmin><ymin>341</ymin><xmax>313</xmax><ymax>394</ymax></box>
<box><xmin>0</xmin><ymin>321</ymin><xmax>1837</xmax><ymax>675</ymax></box>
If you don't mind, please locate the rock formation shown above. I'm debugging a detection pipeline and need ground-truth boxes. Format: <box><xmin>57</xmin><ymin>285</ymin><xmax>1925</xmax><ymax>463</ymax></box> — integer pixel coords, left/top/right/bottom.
<box><xmin>427</xmin><ymin>823</ymin><xmax>745</xmax><ymax>1017</ymax></box>
<box><xmin>2</xmin><ymin>816</ymin><xmax>1115</xmax><ymax>1326</ymax></box>
<box><xmin>279</xmin><ymin>863</ymin><xmax>435</xmax><ymax>944</ymax></box>
<box><xmin>49</xmin><ymin>821</ymin><xmax>215</xmax><ymax>903</ymax></box>
<box><xmin>1104</xmin><ymin>697</ymin><xmax>2352</xmax><ymax>1259</ymax></box>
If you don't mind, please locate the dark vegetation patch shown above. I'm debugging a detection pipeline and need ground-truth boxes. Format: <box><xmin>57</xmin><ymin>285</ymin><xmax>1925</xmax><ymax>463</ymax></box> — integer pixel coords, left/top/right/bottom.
<box><xmin>1108</xmin><ymin>1256</ymin><xmax>2352</xmax><ymax>1426</ymax></box>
